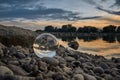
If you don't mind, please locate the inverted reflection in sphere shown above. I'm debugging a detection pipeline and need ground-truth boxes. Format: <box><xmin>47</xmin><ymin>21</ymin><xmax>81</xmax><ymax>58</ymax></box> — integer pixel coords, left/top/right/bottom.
<box><xmin>33</xmin><ymin>33</ymin><xmax>59</xmax><ymax>58</ymax></box>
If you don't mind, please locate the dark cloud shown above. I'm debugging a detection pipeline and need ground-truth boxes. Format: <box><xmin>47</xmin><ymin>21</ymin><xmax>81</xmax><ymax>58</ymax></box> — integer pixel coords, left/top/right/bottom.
<box><xmin>0</xmin><ymin>4</ymin><xmax>81</xmax><ymax>21</ymax></box>
<box><xmin>96</xmin><ymin>7</ymin><xmax>120</xmax><ymax>15</ymax></box>
<box><xmin>111</xmin><ymin>0</ymin><xmax>120</xmax><ymax>7</ymax></box>
<box><xmin>68</xmin><ymin>16</ymin><xmax>101</xmax><ymax>21</ymax></box>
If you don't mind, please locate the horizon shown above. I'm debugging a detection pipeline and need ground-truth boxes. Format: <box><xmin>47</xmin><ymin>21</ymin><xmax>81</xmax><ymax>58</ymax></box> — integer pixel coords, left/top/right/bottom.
<box><xmin>0</xmin><ymin>0</ymin><xmax>120</xmax><ymax>30</ymax></box>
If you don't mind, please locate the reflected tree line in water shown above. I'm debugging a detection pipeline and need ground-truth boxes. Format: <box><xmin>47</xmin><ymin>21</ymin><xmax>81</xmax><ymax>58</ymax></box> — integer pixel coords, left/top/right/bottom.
<box><xmin>55</xmin><ymin>34</ymin><xmax>120</xmax><ymax>43</ymax></box>
<box><xmin>35</xmin><ymin>24</ymin><xmax>120</xmax><ymax>43</ymax></box>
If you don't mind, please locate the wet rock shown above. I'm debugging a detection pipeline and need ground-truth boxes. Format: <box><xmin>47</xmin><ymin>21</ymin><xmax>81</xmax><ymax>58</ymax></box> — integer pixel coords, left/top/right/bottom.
<box><xmin>68</xmin><ymin>41</ymin><xmax>79</xmax><ymax>50</ymax></box>
<box><xmin>93</xmin><ymin>67</ymin><xmax>104</xmax><ymax>74</ymax></box>
<box><xmin>8</xmin><ymin>64</ymin><xmax>28</xmax><ymax>76</ymax></box>
<box><xmin>0</xmin><ymin>66</ymin><xmax>14</xmax><ymax>75</ymax></box>
<box><xmin>72</xmin><ymin>74</ymin><xmax>84</xmax><ymax>80</ymax></box>
<box><xmin>64</xmin><ymin>56</ymin><xmax>75</xmax><ymax>62</ymax></box>
<box><xmin>83</xmin><ymin>73</ymin><xmax>97</xmax><ymax>80</ymax></box>
<box><xmin>42</xmin><ymin>57</ymin><xmax>59</xmax><ymax>66</ymax></box>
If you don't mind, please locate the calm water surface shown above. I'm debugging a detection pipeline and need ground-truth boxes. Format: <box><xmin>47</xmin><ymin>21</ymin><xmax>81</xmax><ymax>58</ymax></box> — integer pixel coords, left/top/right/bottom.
<box><xmin>57</xmin><ymin>34</ymin><xmax>120</xmax><ymax>59</ymax></box>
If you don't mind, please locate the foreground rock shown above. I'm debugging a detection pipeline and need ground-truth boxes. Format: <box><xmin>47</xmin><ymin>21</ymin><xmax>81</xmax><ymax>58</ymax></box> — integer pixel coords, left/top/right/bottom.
<box><xmin>0</xmin><ymin>43</ymin><xmax>120</xmax><ymax>80</ymax></box>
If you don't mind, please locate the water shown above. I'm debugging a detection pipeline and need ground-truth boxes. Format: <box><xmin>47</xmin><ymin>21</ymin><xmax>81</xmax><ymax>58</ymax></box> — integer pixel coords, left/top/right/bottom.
<box><xmin>56</xmin><ymin>33</ymin><xmax>120</xmax><ymax>59</ymax></box>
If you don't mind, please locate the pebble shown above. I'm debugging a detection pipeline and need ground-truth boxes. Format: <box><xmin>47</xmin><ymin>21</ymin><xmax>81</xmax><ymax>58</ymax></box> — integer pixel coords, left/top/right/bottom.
<box><xmin>72</xmin><ymin>74</ymin><xmax>84</xmax><ymax>80</ymax></box>
<box><xmin>8</xmin><ymin>64</ymin><xmax>28</xmax><ymax>76</ymax></box>
<box><xmin>64</xmin><ymin>56</ymin><xmax>75</xmax><ymax>62</ymax></box>
<box><xmin>0</xmin><ymin>66</ymin><xmax>14</xmax><ymax>75</ymax></box>
<box><xmin>42</xmin><ymin>57</ymin><xmax>59</xmax><ymax>66</ymax></box>
<box><xmin>83</xmin><ymin>73</ymin><xmax>97</xmax><ymax>80</ymax></box>
<box><xmin>93</xmin><ymin>67</ymin><xmax>104</xmax><ymax>74</ymax></box>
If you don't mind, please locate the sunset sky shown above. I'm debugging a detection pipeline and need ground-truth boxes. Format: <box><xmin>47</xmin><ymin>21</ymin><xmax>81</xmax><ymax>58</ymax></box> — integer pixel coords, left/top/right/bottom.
<box><xmin>0</xmin><ymin>0</ymin><xmax>120</xmax><ymax>30</ymax></box>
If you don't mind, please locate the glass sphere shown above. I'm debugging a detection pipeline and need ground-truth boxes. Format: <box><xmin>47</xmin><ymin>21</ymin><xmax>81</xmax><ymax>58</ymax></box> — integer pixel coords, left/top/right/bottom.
<box><xmin>33</xmin><ymin>33</ymin><xmax>59</xmax><ymax>58</ymax></box>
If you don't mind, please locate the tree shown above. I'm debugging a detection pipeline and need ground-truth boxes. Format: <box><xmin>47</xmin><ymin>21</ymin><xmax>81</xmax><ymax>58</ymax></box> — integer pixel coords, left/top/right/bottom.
<box><xmin>44</xmin><ymin>25</ymin><xmax>54</xmax><ymax>32</ymax></box>
<box><xmin>102</xmin><ymin>25</ymin><xmax>117</xmax><ymax>33</ymax></box>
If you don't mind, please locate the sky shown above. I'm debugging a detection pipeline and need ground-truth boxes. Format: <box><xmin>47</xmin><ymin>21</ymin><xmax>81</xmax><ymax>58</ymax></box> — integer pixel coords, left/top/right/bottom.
<box><xmin>0</xmin><ymin>0</ymin><xmax>120</xmax><ymax>30</ymax></box>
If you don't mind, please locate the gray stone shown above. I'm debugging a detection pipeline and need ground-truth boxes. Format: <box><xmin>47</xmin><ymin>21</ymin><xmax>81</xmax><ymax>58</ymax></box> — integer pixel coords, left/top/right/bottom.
<box><xmin>8</xmin><ymin>64</ymin><xmax>28</xmax><ymax>76</ymax></box>
<box><xmin>15</xmin><ymin>52</ymin><xmax>26</xmax><ymax>59</ymax></box>
<box><xmin>0</xmin><ymin>66</ymin><xmax>14</xmax><ymax>75</ymax></box>
<box><xmin>83</xmin><ymin>73</ymin><xmax>97</xmax><ymax>80</ymax></box>
<box><xmin>99</xmin><ymin>62</ymin><xmax>109</xmax><ymax>69</ymax></box>
<box><xmin>93</xmin><ymin>67</ymin><xmax>104</xmax><ymax>74</ymax></box>
<box><xmin>42</xmin><ymin>57</ymin><xmax>59</xmax><ymax>66</ymax></box>
<box><xmin>72</xmin><ymin>74</ymin><xmax>84</xmax><ymax>80</ymax></box>
<box><xmin>64</xmin><ymin>56</ymin><xmax>75</xmax><ymax>62</ymax></box>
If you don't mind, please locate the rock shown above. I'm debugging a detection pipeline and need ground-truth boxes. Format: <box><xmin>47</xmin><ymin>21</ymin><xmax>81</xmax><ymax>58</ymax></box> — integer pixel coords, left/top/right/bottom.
<box><xmin>22</xmin><ymin>64</ymin><xmax>33</xmax><ymax>73</ymax></box>
<box><xmin>99</xmin><ymin>62</ymin><xmax>109</xmax><ymax>69</ymax></box>
<box><xmin>15</xmin><ymin>46</ymin><xmax>30</xmax><ymax>55</ymax></box>
<box><xmin>102</xmin><ymin>74</ymin><xmax>114</xmax><ymax>80</ymax></box>
<box><xmin>8</xmin><ymin>60</ymin><xmax>19</xmax><ymax>65</ymax></box>
<box><xmin>14</xmin><ymin>75</ymin><xmax>35</xmax><ymax>80</ymax></box>
<box><xmin>38</xmin><ymin>61</ymin><xmax>48</xmax><ymax>72</ymax></box>
<box><xmin>93</xmin><ymin>67</ymin><xmax>104</xmax><ymax>74</ymax></box>
<box><xmin>30</xmin><ymin>58</ymin><xmax>36</xmax><ymax>65</ymax></box>
<box><xmin>14</xmin><ymin>52</ymin><xmax>26</xmax><ymax>59</ymax></box>
<box><xmin>71</xmin><ymin>61</ymin><xmax>81</xmax><ymax>67</ymax></box>
<box><xmin>112</xmin><ymin>58</ymin><xmax>120</xmax><ymax>63</ymax></box>
<box><xmin>42</xmin><ymin>57</ymin><xmax>59</xmax><ymax>66</ymax></box>
<box><xmin>8</xmin><ymin>64</ymin><xmax>28</xmax><ymax>76</ymax></box>
<box><xmin>0</xmin><ymin>43</ymin><xmax>5</xmax><ymax>57</ymax></box>
<box><xmin>46</xmin><ymin>71</ymin><xmax>55</xmax><ymax>78</ymax></box>
<box><xmin>116</xmin><ymin>64</ymin><xmax>120</xmax><ymax>69</ymax></box>
<box><xmin>63</xmin><ymin>66</ymin><xmax>72</xmax><ymax>74</ymax></box>
<box><xmin>64</xmin><ymin>56</ymin><xmax>75</xmax><ymax>62</ymax></box>
<box><xmin>52</xmin><ymin>72</ymin><xmax>66</xmax><ymax>80</ymax></box>
<box><xmin>83</xmin><ymin>73</ymin><xmax>97</xmax><ymax>80</ymax></box>
<box><xmin>73</xmin><ymin>68</ymin><xmax>84</xmax><ymax>74</ymax></box>
<box><xmin>68</xmin><ymin>41</ymin><xmax>79</xmax><ymax>50</ymax></box>
<box><xmin>0</xmin><ymin>66</ymin><xmax>14</xmax><ymax>75</ymax></box>
<box><xmin>72</xmin><ymin>74</ymin><xmax>84</xmax><ymax>80</ymax></box>
<box><xmin>19</xmin><ymin>57</ymin><xmax>32</xmax><ymax>65</ymax></box>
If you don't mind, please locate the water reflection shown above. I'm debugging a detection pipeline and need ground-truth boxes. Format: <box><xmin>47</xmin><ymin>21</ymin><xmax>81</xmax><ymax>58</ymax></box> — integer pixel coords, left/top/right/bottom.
<box><xmin>54</xmin><ymin>33</ymin><xmax>120</xmax><ymax>58</ymax></box>
<box><xmin>55</xmin><ymin>34</ymin><xmax>120</xmax><ymax>43</ymax></box>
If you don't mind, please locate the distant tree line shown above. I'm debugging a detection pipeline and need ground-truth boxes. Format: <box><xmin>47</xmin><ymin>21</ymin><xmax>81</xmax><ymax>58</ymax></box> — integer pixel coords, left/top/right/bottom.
<box><xmin>36</xmin><ymin>24</ymin><xmax>120</xmax><ymax>33</ymax></box>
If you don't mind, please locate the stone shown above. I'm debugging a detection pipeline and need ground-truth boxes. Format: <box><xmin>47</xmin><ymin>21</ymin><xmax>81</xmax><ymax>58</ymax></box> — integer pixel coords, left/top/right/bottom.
<box><xmin>73</xmin><ymin>68</ymin><xmax>84</xmax><ymax>74</ymax></box>
<box><xmin>68</xmin><ymin>41</ymin><xmax>79</xmax><ymax>50</ymax></box>
<box><xmin>38</xmin><ymin>61</ymin><xmax>48</xmax><ymax>72</ymax></box>
<box><xmin>14</xmin><ymin>52</ymin><xmax>26</xmax><ymax>59</ymax></box>
<box><xmin>71</xmin><ymin>61</ymin><xmax>81</xmax><ymax>67</ymax></box>
<box><xmin>93</xmin><ymin>67</ymin><xmax>104</xmax><ymax>74</ymax></box>
<box><xmin>0</xmin><ymin>66</ymin><xmax>14</xmax><ymax>75</ymax></box>
<box><xmin>83</xmin><ymin>73</ymin><xmax>97</xmax><ymax>80</ymax></box>
<box><xmin>72</xmin><ymin>74</ymin><xmax>84</xmax><ymax>80</ymax></box>
<box><xmin>99</xmin><ymin>62</ymin><xmax>109</xmax><ymax>69</ymax></box>
<box><xmin>64</xmin><ymin>56</ymin><xmax>75</xmax><ymax>62</ymax></box>
<box><xmin>8</xmin><ymin>64</ymin><xmax>28</xmax><ymax>76</ymax></box>
<box><xmin>42</xmin><ymin>57</ymin><xmax>59</xmax><ymax>66</ymax></box>
<box><xmin>0</xmin><ymin>43</ymin><xmax>5</xmax><ymax>57</ymax></box>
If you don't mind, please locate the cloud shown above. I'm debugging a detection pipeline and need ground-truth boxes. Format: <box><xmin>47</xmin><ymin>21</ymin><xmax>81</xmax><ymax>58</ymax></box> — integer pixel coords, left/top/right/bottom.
<box><xmin>111</xmin><ymin>0</ymin><xmax>120</xmax><ymax>7</ymax></box>
<box><xmin>96</xmin><ymin>7</ymin><xmax>120</xmax><ymax>15</ymax></box>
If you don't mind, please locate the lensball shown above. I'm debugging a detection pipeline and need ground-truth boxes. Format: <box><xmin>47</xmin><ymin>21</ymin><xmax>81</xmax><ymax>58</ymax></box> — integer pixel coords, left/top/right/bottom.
<box><xmin>33</xmin><ymin>33</ymin><xmax>59</xmax><ymax>58</ymax></box>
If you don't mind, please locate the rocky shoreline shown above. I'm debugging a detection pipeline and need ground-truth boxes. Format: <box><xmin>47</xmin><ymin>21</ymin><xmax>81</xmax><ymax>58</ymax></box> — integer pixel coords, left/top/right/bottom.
<box><xmin>0</xmin><ymin>43</ymin><xmax>120</xmax><ymax>80</ymax></box>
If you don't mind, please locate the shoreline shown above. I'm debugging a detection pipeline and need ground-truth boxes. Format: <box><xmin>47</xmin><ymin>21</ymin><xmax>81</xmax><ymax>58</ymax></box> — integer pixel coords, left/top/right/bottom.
<box><xmin>0</xmin><ymin>43</ymin><xmax>120</xmax><ymax>80</ymax></box>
